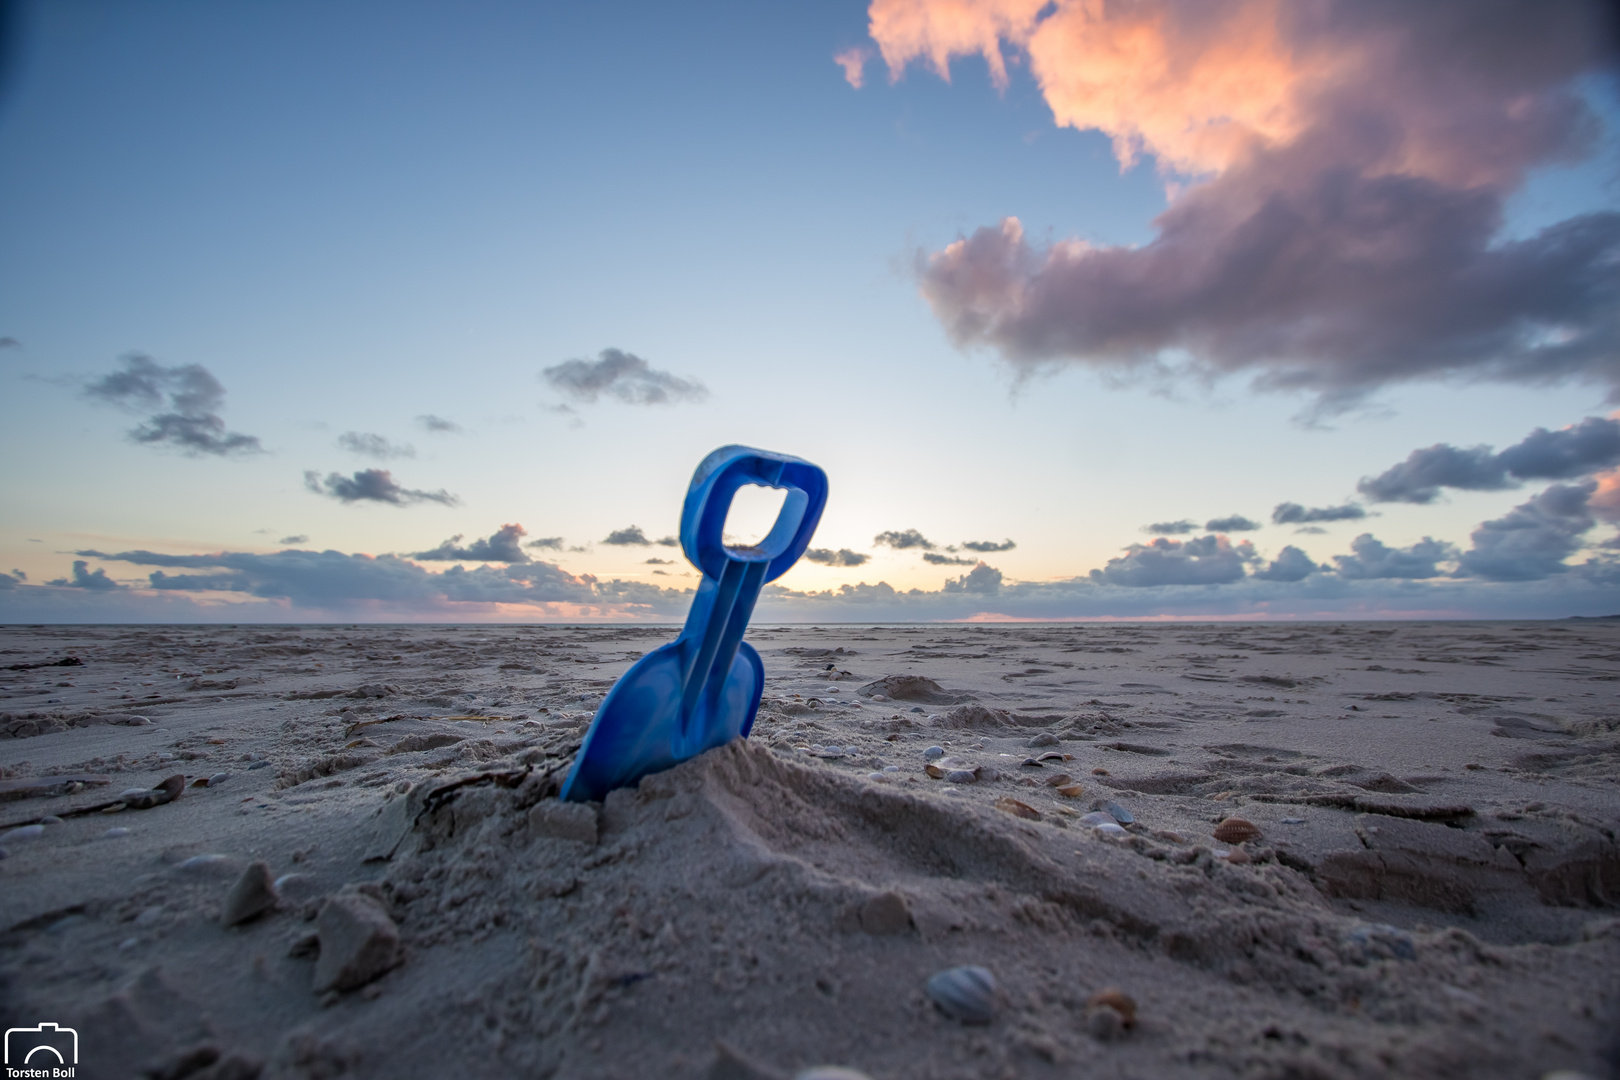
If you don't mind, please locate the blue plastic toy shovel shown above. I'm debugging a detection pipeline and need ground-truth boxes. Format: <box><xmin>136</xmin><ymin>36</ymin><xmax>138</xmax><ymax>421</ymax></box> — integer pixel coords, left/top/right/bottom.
<box><xmin>559</xmin><ymin>445</ymin><xmax>828</xmax><ymax>803</ymax></box>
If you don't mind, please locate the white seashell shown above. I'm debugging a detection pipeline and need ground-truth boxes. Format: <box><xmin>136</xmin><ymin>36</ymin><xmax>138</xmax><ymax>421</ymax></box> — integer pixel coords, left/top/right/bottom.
<box><xmin>1094</xmin><ymin>822</ymin><xmax>1128</xmax><ymax>837</ymax></box>
<box><xmin>177</xmin><ymin>854</ymin><xmax>230</xmax><ymax>871</ymax></box>
<box><xmin>1079</xmin><ymin>812</ymin><xmax>1115</xmax><ymax>828</ymax></box>
<box><xmin>868</xmin><ymin>772</ymin><xmax>889</xmax><ymax>782</ymax></box>
<box><xmin>926</xmin><ymin>965</ymin><xmax>997</xmax><ymax>1024</ymax></box>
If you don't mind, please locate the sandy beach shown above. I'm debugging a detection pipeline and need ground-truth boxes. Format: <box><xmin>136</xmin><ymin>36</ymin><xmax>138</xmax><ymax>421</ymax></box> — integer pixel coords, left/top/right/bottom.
<box><xmin>1</xmin><ymin>620</ymin><xmax>1617</xmax><ymax>1079</ymax></box>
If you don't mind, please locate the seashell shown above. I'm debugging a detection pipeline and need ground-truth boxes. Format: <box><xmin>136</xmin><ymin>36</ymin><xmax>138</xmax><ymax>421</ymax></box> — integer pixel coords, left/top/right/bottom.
<box><xmin>1091</xmin><ymin>767</ymin><xmax>1109</xmax><ymax>776</ymax></box>
<box><xmin>1037</xmin><ymin>751</ymin><xmax>1068</xmax><ymax>762</ymax></box>
<box><xmin>177</xmin><ymin>853</ymin><xmax>231</xmax><ymax>871</ymax></box>
<box><xmin>1026</xmin><ymin>732</ymin><xmax>1060</xmax><ymax>748</ymax></box>
<box><xmin>926</xmin><ymin>965</ymin><xmax>997</xmax><ymax>1024</ymax></box>
<box><xmin>1079</xmin><ymin>812</ymin><xmax>1115</xmax><ymax>828</ymax></box>
<box><xmin>1056</xmin><ymin>784</ymin><xmax>1085</xmax><ymax>798</ymax></box>
<box><xmin>923</xmin><ymin>746</ymin><xmax>945</xmax><ymax>760</ymax></box>
<box><xmin>945</xmin><ymin>769</ymin><xmax>977</xmax><ymax>784</ymax></box>
<box><xmin>39</xmin><ymin>816</ymin><xmax>62</xmax><ymax>826</ymax></box>
<box><xmin>1280</xmin><ymin>817</ymin><xmax>1305</xmax><ymax>825</ymax></box>
<box><xmin>1020</xmin><ymin>757</ymin><xmax>1042</xmax><ymax>768</ymax></box>
<box><xmin>1086</xmin><ymin>988</ymin><xmax>1137</xmax><ymax>1027</ymax></box>
<box><xmin>1223</xmin><ymin>848</ymin><xmax>1252</xmax><ymax>865</ymax></box>
<box><xmin>1043</xmin><ymin>773</ymin><xmax>1073</xmax><ymax>787</ymax></box>
<box><xmin>925</xmin><ymin>764</ymin><xmax>946</xmax><ymax>779</ymax></box>
<box><xmin>1213</xmin><ymin>817</ymin><xmax>1261</xmax><ymax>844</ymax></box>
<box><xmin>0</xmin><ymin>824</ymin><xmax>45</xmax><ymax>845</ymax></box>
<box><xmin>994</xmin><ymin>797</ymin><xmax>1040</xmax><ymax>820</ymax></box>
<box><xmin>1101</xmin><ymin>800</ymin><xmax>1134</xmax><ymax>824</ymax></box>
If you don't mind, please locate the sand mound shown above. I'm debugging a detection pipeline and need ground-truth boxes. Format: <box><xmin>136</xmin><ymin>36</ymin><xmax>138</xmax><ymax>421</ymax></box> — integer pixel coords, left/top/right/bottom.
<box><xmin>46</xmin><ymin>738</ymin><xmax>1598</xmax><ymax>1079</ymax></box>
<box><xmin>856</xmin><ymin>676</ymin><xmax>972</xmax><ymax>705</ymax></box>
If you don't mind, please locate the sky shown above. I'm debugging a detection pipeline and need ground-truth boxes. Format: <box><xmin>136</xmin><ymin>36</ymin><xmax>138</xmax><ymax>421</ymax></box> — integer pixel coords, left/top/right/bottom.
<box><xmin>1</xmin><ymin>0</ymin><xmax>1618</xmax><ymax>623</ymax></box>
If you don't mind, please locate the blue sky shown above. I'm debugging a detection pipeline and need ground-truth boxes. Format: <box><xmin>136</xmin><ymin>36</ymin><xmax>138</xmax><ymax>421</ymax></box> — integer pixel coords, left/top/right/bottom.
<box><xmin>2</xmin><ymin>0</ymin><xmax>1618</xmax><ymax>622</ymax></box>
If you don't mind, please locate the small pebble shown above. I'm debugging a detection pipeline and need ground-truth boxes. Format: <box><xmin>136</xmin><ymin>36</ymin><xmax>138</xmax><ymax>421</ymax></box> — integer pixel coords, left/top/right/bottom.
<box><xmin>127</xmin><ymin>716</ymin><xmax>151</xmax><ymax>725</ymax></box>
<box><xmin>314</xmin><ymin>892</ymin><xmax>403</xmax><ymax>992</ymax></box>
<box><xmin>926</xmin><ymin>965</ymin><xmax>997</xmax><ymax>1024</ymax></box>
<box><xmin>945</xmin><ymin>769</ymin><xmax>977</xmax><ymax>784</ymax></box>
<box><xmin>0</xmin><ymin>824</ymin><xmax>46</xmax><ymax>845</ymax></box>
<box><xmin>923</xmin><ymin>746</ymin><xmax>945</xmax><ymax>760</ymax></box>
<box><xmin>103</xmin><ymin>827</ymin><xmax>130</xmax><ymax>838</ymax></box>
<box><xmin>248</xmin><ymin>760</ymin><xmax>270</xmax><ymax>770</ymax></box>
<box><xmin>1280</xmin><ymin>817</ymin><xmax>1305</xmax><ymax>825</ymax></box>
<box><xmin>1026</xmin><ymin>732</ymin><xmax>1060</xmax><ymax>747</ymax></box>
<box><xmin>210</xmin><ymin>772</ymin><xmax>231</xmax><ymax>786</ymax></box>
<box><xmin>1095</xmin><ymin>822</ymin><xmax>1127</xmax><ymax>837</ymax></box>
<box><xmin>867</xmin><ymin>771</ymin><xmax>889</xmax><ymax>782</ymax></box>
<box><xmin>796</xmin><ymin>1069</ymin><xmax>874</xmax><ymax>1080</ymax></box>
<box><xmin>222</xmin><ymin>860</ymin><xmax>281</xmax><ymax>926</ymax></box>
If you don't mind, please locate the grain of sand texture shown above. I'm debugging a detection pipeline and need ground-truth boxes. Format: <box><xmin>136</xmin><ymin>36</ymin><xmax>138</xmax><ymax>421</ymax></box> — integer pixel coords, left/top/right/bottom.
<box><xmin>1</xmin><ymin>621</ymin><xmax>1618</xmax><ymax>1080</ymax></box>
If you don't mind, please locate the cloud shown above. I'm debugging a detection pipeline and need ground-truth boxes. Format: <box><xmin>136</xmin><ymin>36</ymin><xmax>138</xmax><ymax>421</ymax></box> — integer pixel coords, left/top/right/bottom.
<box><xmin>604</xmin><ymin>526</ymin><xmax>652</xmax><ymax>546</ymax></box>
<box><xmin>46</xmin><ymin>560</ymin><xmax>122</xmax><ymax>590</ymax></box>
<box><xmin>1089</xmin><ymin>534</ymin><xmax>1256</xmax><ymax>587</ymax></box>
<box><xmin>61</xmin><ymin>547</ymin><xmax>690</xmax><ymax>615</ymax></box>
<box><xmin>338</xmin><ymin>432</ymin><xmax>415</xmax><ymax>459</ymax></box>
<box><xmin>525</xmin><ymin>536</ymin><xmax>565</xmax><ymax>550</ymax></box>
<box><xmin>834</xmin><ymin>45</ymin><xmax>872</xmax><ymax>88</ymax></box>
<box><xmin>542</xmin><ymin>348</ymin><xmax>707</xmax><ymax>406</ymax></box>
<box><xmin>0</xmin><ymin>573</ymin><xmax>18</xmax><ymax>590</ymax></box>
<box><xmin>303</xmin><ymin>469</ymin><xmax>458</xmax><ymax>507</ymax></box>
<box><xmin>1272</xmin><ymin>502</ymin><xmax>1367</xmax><ymax>525</ymax></box>
<box><xmin>278</xmin><ymin>535</ymin><xmax>309</xmax><ymax>545</ymax></box>
<box><xmin>1204</xmin><ymin>515</ymin><xmax>1260</xmax><ymax>532</ymax></box>
<box><xmin>869</xmin><ymin>0</ymin><xmax>1620</xmax><ymax>404</ymax></box>
<box><xmin>1359</xmin><ymin>416</ymin><xmax>1620</xmax><ymax>503</ymax></box>
<box><xmin>922</xmin><ymin>552</ymin><xmax>977</xmax><ymax>566</ymax></box>
<box><xmin>1332</xmin><ymin>534</ymin><xmax>1457</xmax><ymax>580</ymax></box>
<box><xmin>0</xmin><ymin>337</ymin><xmax>19</xmax><ymax>349</ymax></box>
<box><xmin>413</xmin><ymin>524</ymin><xmax>532</xmax><ymax>563</ymax></box>
<box><xmin>1144</xmin><ymin>520</ymin><xmax>1198</xmax><ymax>535</ymax></box>
<box><xmin>645</xmin><ymin>557</ymin><xmax>674</xmax><ymax>565</ymax></box>
<box><xmin>85</xmin><ymin>354</ymin><xmax>262</xmax><ymax>456</ymax></box>
<box><xmin>941</xmin><ymin>562</ymin><xmax>1004</xmax><ymax>594</ymax></box>
<box><xmin>416</xmin><ymin>414</ymin><xmax>461</xmax><ymax>433</ymax></box>
<box><xmin>804</xmin><ymin>548</ymin><xmax>871</xmax><ymax>567</ymax></box>
<box><xmin>1252</xmin><ymin>545</ymin><xmax>1317</xmax><ymax>582</ymax></box>
<box><xmin>1455</xmin><ymin>480</ymin><xmax>1599</xmax><ymax>580</ymax></box>
<box><xmin>1294</xmin><ymin>526</ymin><xmax>1328</xmax><ymax>535</ymax></box>
<box><xmin>960</xmin><ymin>538</ymin><xmax>1016</xmax><ymax>552</ymax></box>
<box><xmin>874</xmin><ymin>528</ymin><xmax>935</xmax><ymax>550</ymax></box>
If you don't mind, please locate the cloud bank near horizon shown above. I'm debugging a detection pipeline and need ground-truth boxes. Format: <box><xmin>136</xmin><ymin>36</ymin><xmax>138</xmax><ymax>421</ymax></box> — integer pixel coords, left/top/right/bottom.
<box><xmin>860</xmin><ymin>0</ymin><xmax>1620</xmax><ymax>407</ymax></box>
